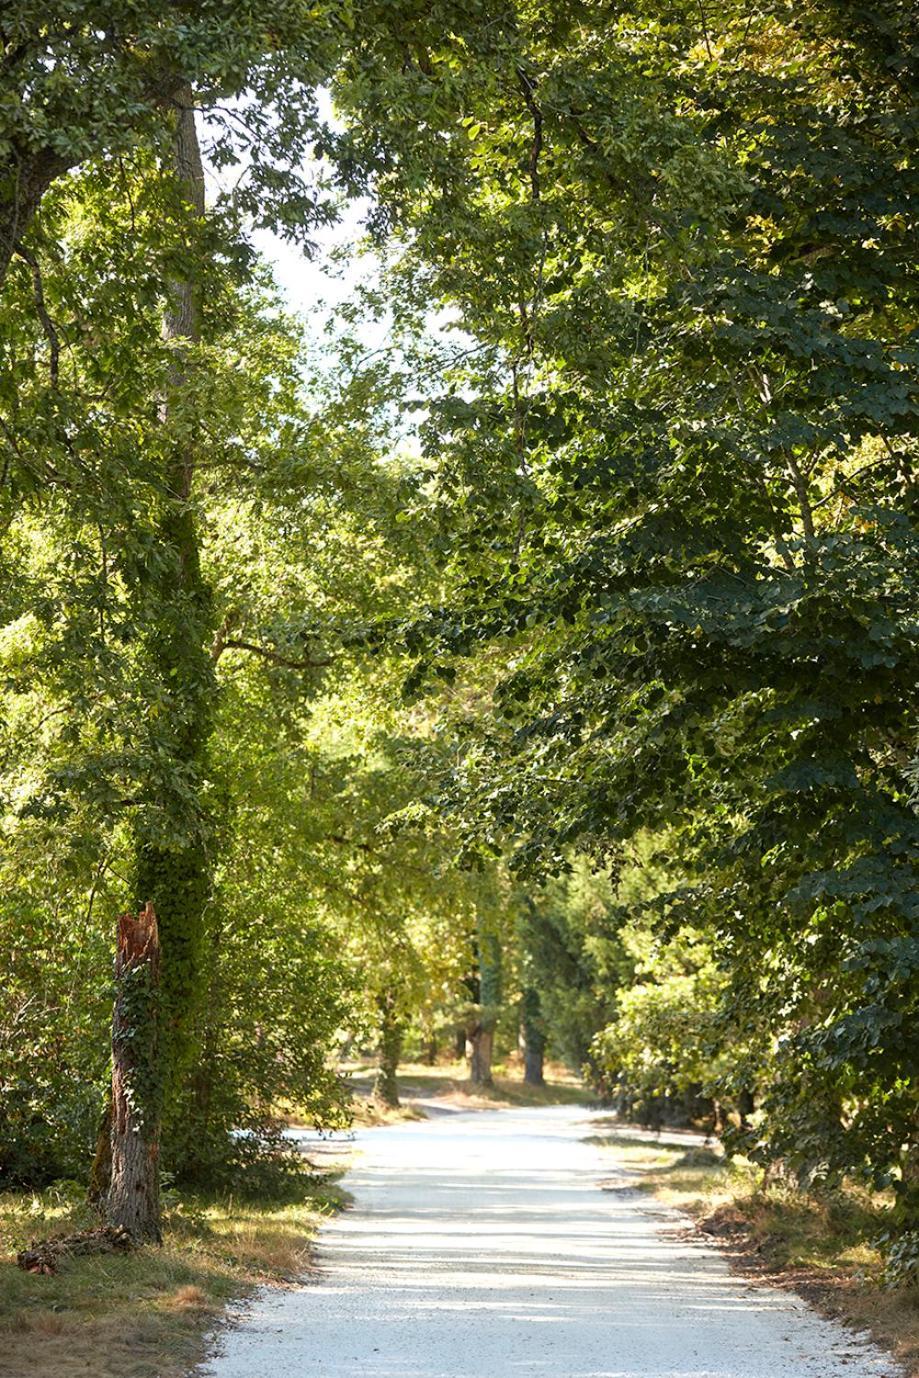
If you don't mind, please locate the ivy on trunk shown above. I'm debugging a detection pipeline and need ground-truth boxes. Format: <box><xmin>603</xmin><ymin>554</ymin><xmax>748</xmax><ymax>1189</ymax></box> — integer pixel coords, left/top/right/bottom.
<box><xmin>106</xmin><ymin>903</ymin><xmax>162</xmax><ymax>1243</ymax></box>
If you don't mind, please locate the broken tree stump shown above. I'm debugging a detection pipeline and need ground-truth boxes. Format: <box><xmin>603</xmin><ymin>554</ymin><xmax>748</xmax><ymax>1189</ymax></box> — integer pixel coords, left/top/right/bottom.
<box><xmin>105</xmin><ymin>901</ymin><xmax>163</xmax><ymax>1243</ymax></box>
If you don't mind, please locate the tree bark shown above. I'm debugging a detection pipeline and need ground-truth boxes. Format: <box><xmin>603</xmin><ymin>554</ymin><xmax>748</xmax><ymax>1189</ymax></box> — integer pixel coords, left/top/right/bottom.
<box><xmin>373</xmin><ymin>991</ymin><xmax>403</xmax><ymax>1109</ymax></box>
<box><xmin>105</xmin><ymin>904</ymin><xmax>162</xmax><ymax>1242</ymax></box>
<box><xmin>467</xmin><ymin>926</ymin><xmax>502</xmax><ymax>1087</ymax></box>
<box><xmin>523</xmin><ymin>1042</ymin><xmax>545</xmax><ymax>1085</ymax></box>
<box><xmin>520</xmin><ymin>986</ymin><xmax>546</xmax><ymax>1086</ymax></box>
<box><xmin>467</xmin><ymin>1023</ymin><xmax>494</xmax><ymax>1087</ymax></box>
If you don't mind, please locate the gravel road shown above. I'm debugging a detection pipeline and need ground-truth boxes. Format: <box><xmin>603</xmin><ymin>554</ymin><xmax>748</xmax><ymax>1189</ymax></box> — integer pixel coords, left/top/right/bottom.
<box><xmin>201</xmin><ymin>1105</ymin><xmax>898</xmax><ymax>1378</ymax></box>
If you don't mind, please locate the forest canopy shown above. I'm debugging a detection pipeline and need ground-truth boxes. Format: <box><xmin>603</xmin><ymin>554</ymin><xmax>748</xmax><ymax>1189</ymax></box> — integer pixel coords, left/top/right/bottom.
<box><xmin>1</xmin><ymin>0</ymin><xmax>918</xmax><ymax>1264</ymax></box>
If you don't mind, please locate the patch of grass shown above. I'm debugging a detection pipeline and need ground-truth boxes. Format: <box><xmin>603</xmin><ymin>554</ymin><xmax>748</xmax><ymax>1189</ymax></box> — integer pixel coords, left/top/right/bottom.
<box><xmin>473</xmin><ymin>1075</ymin><xmax>597</xmax><ymax>1108</ymax></box>
<box><xmin>0</xmin><ymin>1174</ymin><xmax>343</xmax><ymax>1378</ymax></box>
<box><xmin>593</xmin><ymin>1125</ymin><xmax>919</xmax><ymax>1373</ymax></box>
<box><xmin>345</xmin><ymin>1059</ymin><xmax>596</xmax><ymax>1112</ymax></box>
<box><xmin>349</xmin><ymin>1100</ymin><xmax>428</xmax><ymax>1127</ymax></box>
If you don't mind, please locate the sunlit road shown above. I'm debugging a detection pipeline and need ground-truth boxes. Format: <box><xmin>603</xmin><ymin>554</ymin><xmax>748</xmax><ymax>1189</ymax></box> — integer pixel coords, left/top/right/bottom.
<box><xmin>201</xmin><ymin>1106</ymin><xmax>897</xmax><ymax>1378</ymax></box>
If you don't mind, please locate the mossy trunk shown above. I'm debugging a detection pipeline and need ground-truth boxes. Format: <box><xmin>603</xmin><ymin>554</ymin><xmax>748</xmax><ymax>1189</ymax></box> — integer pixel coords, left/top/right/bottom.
<box><xmin>133</xmin><ymin>81</ymin><xmax>216</xmax><ymax>1110</ymax></box>
<box><xmin>374</xmin><ymin>992</ymin><xmax>403</xmax><ymax>1108</ymax></box>
<box><xmin>105</xmin><ymin>905</ymin><xmax>162</xmax><ymax>1242</ymax></box>
<box><xmin>467</xmin><ymin>926</ymin><xmax>501</xmax><ymax>1087</ymax></box>
<box><xmin>468</xmin><ymin>926</ymin><xmax>504</xmax><ymax>1085</ymax></box>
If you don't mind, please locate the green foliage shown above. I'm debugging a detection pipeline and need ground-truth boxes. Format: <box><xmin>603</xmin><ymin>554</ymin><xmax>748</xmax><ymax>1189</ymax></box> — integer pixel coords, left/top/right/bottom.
<box><xmin>0</xmin><ymin>2</ymin><xmax>352</xmax><ymax>276</ymax></box>
<box><xmin>516</xmin><ymin>860</ymin><xmax>625</xmax><ymax>1070</ymax></box>
<box><xmin>330</xmin><ymin>0</ymin><xmax>919</xmax><ymax>1223</ymax></box>
<box><xmin>0</xmin><ymin>134</ymin><xmax>424</xmax><ymax>1186</ymax></box>
<box><xmin>592</xmin><ymin>926</ymin><xmax>729</xmax><ymax>1123</ymax></box>
<box><xmin>116</xmin><ymin>951</ymin><xmax>162</xmax><ymax>1134</ymax></box>
<box><xmin>880</xmin><ymin>1229</ymin><xmax>919</xmax><ymax>1290</ymax></box>
<box><xmin>3</xmin><ymin>0</ymin><xmax>919</xmax><ymax>1290</ymax></box>
<box><xmin>0</xmin><ymin>891</ymin><xmax>110</xmax><ymax>1185</ymax></box>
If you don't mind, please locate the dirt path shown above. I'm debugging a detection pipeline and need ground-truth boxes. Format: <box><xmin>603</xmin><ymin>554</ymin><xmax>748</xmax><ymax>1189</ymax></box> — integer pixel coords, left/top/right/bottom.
<box><xmin>200</xmin><ymin>1105</ymin><xmax>899</xmax><ymax>1378</ymax></box>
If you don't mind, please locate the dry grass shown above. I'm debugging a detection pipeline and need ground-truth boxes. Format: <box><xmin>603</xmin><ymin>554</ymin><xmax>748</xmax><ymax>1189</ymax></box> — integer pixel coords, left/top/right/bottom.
<box><xmin>349</xmin><ymin>1099</ymin><xmax>429</xmax><ymax>1127</ymax></box>
<box><xmin>343</xmin><ymin>1058</ymin><xmax>596</xmax><ymax>1116</ymax></box>
<box><xmin>0</xmin><ymin>1175</ymin><xmax>343</xmax><ymax>1378</ymax></box>
<box><xmin>592</xmin><ymin>1122</ymin><xmax>919</xmax><ymax>1376</ymax></box>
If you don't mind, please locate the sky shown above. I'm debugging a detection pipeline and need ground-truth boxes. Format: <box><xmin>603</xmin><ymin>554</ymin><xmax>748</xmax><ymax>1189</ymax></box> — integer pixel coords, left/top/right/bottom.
<box><xmin>203</xmin><ymin>87</ymin><xmax>389</xmax><ymax>351</ymax></box>
<box><xmin>201</xmin><ymin>97</ymin><xmax>460</xmax><ymax>450</ymax></box>
<box><xmin>251</xmin><ymin>205</ymin><xmax>394</xmax><ymax>360</ymax></box>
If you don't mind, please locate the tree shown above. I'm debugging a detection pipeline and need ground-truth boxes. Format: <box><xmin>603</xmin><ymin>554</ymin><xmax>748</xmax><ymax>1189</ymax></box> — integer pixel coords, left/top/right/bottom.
<box><xmin>515</xmin><ymin>863</ymin><xmax>627</xmax><ymax>1078</ymax></box>
<box><xmin>1</xmin><ymin>2</ymin><xmax>529</xmax><ymax>1200</ymax></box>
<box><xmin>466</xmin><ymin>921</ymin><xmax>503</xmax><ymax>1088</ymax></box>
<box><xmin>592</xmin><ymin>922</ymin><xmax>731</xmax><ymax>1132</ymax></box>
<box><xmin>519</xmin><ymin>985</ymin><xmax>546</xmax><ymax>1087</ymax></box>
<box><xmin>0</xmin><ymin>161</ymin><xmax>398</xmax><ymax>1189</ymax></box>
<box><xmin>130</xmin><ymin>86</ymin><xmax>215</xmax><ymax>1100</ymax></box>
<box><xmin>0</xmin><ymin>3</ymin><xmax>350</xmax><ymax>280</ymax></box>
<box><xmin>333</xmin><ymin>0</ymin><xmax>919</xmax><ymax>1210</ymax></box>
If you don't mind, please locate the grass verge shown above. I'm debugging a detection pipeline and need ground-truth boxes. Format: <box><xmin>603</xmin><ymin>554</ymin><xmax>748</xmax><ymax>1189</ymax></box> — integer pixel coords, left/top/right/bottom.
<box><xmin>591</xmin><ymin>1122</ymin><xmax>919</xmax><ymax>1375</ymax></box>
<box><xmin>0</xmin><ymin>1175</ymin><xmax>344</xmax><ymax>1378</ymax></box>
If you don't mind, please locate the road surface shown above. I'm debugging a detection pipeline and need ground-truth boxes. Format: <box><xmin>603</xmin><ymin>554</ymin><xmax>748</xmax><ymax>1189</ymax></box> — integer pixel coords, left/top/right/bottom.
<box><xmin>201</xmin><ymin>1105</ymin><xmax>898</xmax><ymax>1378</ymax></box>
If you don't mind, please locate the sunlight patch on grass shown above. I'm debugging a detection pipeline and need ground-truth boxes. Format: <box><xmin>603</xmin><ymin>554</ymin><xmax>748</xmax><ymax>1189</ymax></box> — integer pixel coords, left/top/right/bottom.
<box><xmin>344</xmin><ymin>1058</ymin><xmax>597</xmax><ymax>1112</ymax></box>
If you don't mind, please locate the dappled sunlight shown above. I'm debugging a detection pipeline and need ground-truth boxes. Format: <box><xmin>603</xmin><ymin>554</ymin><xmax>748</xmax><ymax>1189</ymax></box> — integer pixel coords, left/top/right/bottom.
<box><xmin>203</xmin><ymin>1108</ymin><xmax>894</xmax><ymax>1378</ymax></box>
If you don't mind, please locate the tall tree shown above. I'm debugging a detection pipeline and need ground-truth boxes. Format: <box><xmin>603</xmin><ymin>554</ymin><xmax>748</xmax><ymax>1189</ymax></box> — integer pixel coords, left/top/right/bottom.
<box><xmin>0</xmin><ymin>3</ymin><xmax>350</xmax><ymax>280</ymax></box>
<box><xmin>519</xmin><ymin>985</ymin><xmax>546</xmax><ymax>1088</ymax></box>
<box><xmin>333</xmin><ymin>0</ymin><xmax>919</xmax><ymax>1205</ymax></box>
<box><xmin>130</xmin><ymin>84</ymin><xmax>214</xmax><ymax>1095</ymax></box>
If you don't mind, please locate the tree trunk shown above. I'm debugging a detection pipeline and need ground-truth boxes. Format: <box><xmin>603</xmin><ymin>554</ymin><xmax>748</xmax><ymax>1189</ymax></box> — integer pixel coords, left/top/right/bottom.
<box><xmin>738</xmin><ymin>1087</ymin><xmax>755</xmax><ymax>1129</ymax></box>
<box><xmin>373</xmin><ymin>992</ymin><xmax>403</xmax><ymax>1108</ymax></box>
<box><xmin>0</xmin><ymin>146</ymin><xmax>73</xmax><ymax>288</ymax></box>
<box><xmin>133</xmin><ymin>80</ymin><xmax>216</xmax><ymax>1112</ymax></box>
<box><xmin>467</xmin><ymin>1023</ymin><xmax>494</xmax><ymax>1087</ymax></box>
<box><xmin>523</xmin><ymin>1042</ymin><xmax>545</xmax><ymax>1086</ymax></box>
<box><xmin>520</xmin><ymin>986</ymin><xmax>546</xmax><ymax>1086</ymax></box>
<box><xmin>712</xmin><ymin>1099</ymin><xmax>727</xmax><ymax>1136</ymax></box>
<box><xmin>467</xmin><ymin>925</ymin><xmax>502</xmax><ymax>1087</ymax></box>
<box><xmin>105</xmin><ymin>904</ymin><xmax>162</xmax><ymax>1242</ymax></box>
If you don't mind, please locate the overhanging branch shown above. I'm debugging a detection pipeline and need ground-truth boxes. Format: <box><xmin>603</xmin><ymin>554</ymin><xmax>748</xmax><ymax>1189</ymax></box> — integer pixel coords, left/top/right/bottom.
<box><xmin>214</xmin><ymin>635</ymin><xmax>332</xmax><ymax>671</ymax></box>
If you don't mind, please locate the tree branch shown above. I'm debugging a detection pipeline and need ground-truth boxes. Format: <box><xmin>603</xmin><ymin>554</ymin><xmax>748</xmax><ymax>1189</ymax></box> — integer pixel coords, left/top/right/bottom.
<box><xmin>14</xmin><ymin>242</ymin><xmax>60</xmax><ymax>384</ymax></box>
<box><xmin>215</xmin><ymin>637</ymin><xmax>332</xmax><ymax>671</ymax></box>
<box><xmin>516</xmin><ymin>67</ymin><xmax>543</xmax><ymax>203</ymax></box>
